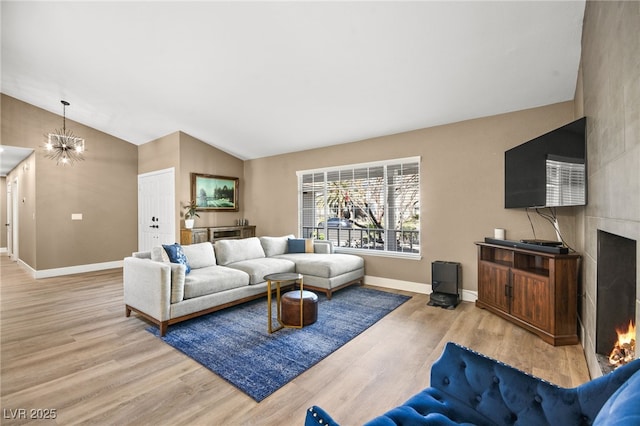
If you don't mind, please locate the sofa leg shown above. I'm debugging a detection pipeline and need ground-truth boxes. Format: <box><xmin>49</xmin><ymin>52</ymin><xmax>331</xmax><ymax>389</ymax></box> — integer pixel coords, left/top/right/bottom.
<box><xmin>125</xmin><ymin>306</ymin><xmax>131</xmax><ymax>317</ymax></box>
<box><xmin>326</xmin><ymin>290</ymin><xmax>332</xmax><ymax>300</ymax></box>
<box><xmin>159</xmin><ymin>321</ymin><xmax>168</xmax><ymax>337</ymax></box>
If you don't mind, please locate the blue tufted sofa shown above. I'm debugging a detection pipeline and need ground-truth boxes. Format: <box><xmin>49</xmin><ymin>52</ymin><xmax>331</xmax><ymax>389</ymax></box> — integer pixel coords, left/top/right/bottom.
<box><xmin>305</xmin><ymin>342</ymin><xmax>640</xmax><ymax>426</ymax></box>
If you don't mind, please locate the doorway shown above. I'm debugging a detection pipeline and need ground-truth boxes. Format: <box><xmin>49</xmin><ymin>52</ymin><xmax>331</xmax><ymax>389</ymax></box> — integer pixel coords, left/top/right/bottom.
<box><xmin>138</xmin><ymin>168</ymin><xmax>176</xmax><ymax>252</ymax></box>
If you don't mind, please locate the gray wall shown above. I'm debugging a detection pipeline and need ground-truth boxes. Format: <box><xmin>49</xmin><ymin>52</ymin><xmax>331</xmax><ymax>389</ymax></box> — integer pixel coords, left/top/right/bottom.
<box><xmin>577</xmin><ymin>0</ymin><xmax>640</xmax><ymax>377</ymax></box>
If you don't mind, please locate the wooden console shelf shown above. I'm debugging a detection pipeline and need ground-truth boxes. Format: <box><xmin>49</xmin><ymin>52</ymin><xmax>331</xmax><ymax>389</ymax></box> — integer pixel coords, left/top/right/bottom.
<box><xmin>475</xmin><ymin>242</ymin><xmax>580</xmax><ymax>346</ymax></box>
<box><xmin>181</xmin><ymin>225</ymin><xmax>256</xmax><ymax>245</ymax></box>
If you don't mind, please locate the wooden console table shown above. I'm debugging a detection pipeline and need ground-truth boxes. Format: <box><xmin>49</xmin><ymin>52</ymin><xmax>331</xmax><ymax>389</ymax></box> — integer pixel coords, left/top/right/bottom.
<box><xmin>475</xmin><ymin>242</ymin><xmax>580</xmax><ymax>346</ymax></box>
<box><xmin>180</xmin><ymin>225</ymin><xmax>256</xmax><ymax>245</ymax></box>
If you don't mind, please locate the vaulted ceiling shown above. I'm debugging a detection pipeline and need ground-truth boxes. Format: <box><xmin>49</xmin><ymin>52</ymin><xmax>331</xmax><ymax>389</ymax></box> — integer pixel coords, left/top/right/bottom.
<box><xmin>2</xmin><ymin>1</ymin><xmax>585</xmax><ymax>163</ymax></box>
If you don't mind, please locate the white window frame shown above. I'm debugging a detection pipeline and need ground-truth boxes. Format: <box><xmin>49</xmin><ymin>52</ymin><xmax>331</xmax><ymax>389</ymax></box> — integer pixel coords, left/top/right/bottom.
<box><xmin>297</xmin><ymin>156</ymin><xmax>421</xmax><ymax>260</ymax></box>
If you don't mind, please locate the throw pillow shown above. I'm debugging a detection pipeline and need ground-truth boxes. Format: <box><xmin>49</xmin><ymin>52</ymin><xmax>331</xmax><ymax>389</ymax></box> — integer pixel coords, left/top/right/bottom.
<box><xmin>288</xmin><ymin>238</ymin><xmax>314</xmax><ymax>253</ymax></box>
<box><xmin>162</xmin><ymin>243</ymin><xmax>191</xmax><ymax>274</ymax></box>
<box><xmin>151</xmin><ymin>246</ymin><xmax>170</xmax><ymax>263</ymax></box>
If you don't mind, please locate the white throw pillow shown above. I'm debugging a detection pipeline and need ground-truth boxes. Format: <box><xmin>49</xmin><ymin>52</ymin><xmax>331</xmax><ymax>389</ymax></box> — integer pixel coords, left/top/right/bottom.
<box><xmin>151</xmin><ymin>246</ymin><xmax>170</xmax><ymax>263</ymax></box>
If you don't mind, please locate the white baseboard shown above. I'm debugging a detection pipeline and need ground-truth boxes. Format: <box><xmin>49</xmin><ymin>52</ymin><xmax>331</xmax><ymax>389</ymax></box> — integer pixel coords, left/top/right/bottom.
<box><xmin>365</xmin><ymin>275</ymin><xmax>478</xmax><ymax>302</ymax></box>
<box><xmin>18</xmin><ymin>260</ymin><xmax>124</xmax><ymax>279</ymax></box>
<box><xmin>0</xmin><ymin>247</ymin><xmax>7</xmax><ymax>253</ymax></box>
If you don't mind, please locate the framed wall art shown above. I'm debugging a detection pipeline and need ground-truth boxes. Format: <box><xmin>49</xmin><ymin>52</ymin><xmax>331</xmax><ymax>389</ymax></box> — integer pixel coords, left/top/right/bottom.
<box><xmin>191</xmin><ymin>173</ymin><xmax>239</xmax><ymax>212</ymax></box>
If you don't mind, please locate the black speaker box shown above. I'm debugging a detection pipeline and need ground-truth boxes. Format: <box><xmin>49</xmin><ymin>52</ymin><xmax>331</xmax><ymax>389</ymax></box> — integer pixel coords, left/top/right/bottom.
<box><xmin>428</xmin><ymin>261</ymin><xmax>461</xmax><ymax>309</ymax></box>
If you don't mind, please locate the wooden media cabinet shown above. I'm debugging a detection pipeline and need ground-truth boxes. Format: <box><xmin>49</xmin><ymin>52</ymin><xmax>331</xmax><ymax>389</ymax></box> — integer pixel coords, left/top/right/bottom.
<box><xmin>475</xmin><ymin>242</ymin><xmax>581</xmax><ymax>346</ymax></box>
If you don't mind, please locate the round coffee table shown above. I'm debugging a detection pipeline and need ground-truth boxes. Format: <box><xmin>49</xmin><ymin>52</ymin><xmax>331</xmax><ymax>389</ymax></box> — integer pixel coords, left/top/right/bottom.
<box><xmin>264</xmin><ymin>272</ymin><xmax>304</xmax><ymax>334</ymax></box>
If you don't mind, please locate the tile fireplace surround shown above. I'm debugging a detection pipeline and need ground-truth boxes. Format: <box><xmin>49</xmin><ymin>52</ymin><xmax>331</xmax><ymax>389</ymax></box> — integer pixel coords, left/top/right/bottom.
<box><xmin>578</xmin><ymin>0</ymin><xmax>639</xmax><ymax>379</ymax></box>
<box><xmin>581</xmin><ymin>221</ymin><xmax>639</xmax><ymax>378</ymax></box>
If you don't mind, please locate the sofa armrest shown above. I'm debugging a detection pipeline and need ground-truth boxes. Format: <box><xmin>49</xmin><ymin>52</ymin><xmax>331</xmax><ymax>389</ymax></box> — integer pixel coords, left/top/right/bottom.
<box><xmin>123</xmin><ymin>257</ymin><xmax>173</xmax><ymax>321</ymax></box>
<box><xmin>305</xmin><ymin>406</ymin><xmax>340</xmax><ymax>426</ymax></box>
<box><xmin>313</xmin><ymin>240</ymin><xmax>334</xmax><ymax>254</ymax></box>
<box><xmin>132</xmin><ymin>250</ymin><xmax>152</xmax><ymax>259</ymax></box>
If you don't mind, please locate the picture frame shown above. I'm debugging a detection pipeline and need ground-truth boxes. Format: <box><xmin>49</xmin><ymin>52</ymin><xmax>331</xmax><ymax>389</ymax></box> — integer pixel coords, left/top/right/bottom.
<box><xmin>191</xmin><ymin>173</ymin><xmax>239</xmax><ymax>212</ymax></box>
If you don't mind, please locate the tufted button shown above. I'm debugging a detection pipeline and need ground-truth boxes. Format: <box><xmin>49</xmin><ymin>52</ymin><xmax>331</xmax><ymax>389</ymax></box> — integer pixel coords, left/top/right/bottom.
<box><xmin>460</xmin><ymin>361</ymin><xmax>467</xmax><ymax>369</ymax></box>
<box><xmin>475</xmin><ymin>395</ymin><xmax>482</xmax><ymax>403</ymax></box>
<box><xmin>493</xmin><ymin>376</ymin><xmax>500</xmax><ymax>384</ymax></box>
<box><xmin>534</xmin><ymin>394</ymin><xmax>542</xmax><ymax>404</ymax></box>
<box><xmin>443</xmin><ymin>377</ymin><xmax>450</xmax><ymax>385</ymax></box>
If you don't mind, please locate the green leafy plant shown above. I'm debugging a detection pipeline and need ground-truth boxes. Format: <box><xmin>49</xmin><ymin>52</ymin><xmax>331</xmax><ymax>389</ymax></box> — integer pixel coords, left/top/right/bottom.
<box><xmin>184</xmin><ymin>200</ymin><xmax>200</xmax><ymax>219</ymax></box>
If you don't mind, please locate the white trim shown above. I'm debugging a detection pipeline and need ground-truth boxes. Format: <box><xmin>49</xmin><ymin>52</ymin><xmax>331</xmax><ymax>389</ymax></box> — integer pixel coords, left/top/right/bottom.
<box><xmin>336</xmin><ymin>247</ymin><xmax>421</xmax><ymax>260</ymax></box>
<box><xmin>137</xmin><ymin>166</ymin><xmax>175</xmax><ymax>179</ymax></box>
<box><xmin>19</xmin><ymin>260</ymin><xmax>123</xmax><ymax>279</ymax></box>
<box><xmin>366</xmin><ymin>275</ymin><xmax>429</xmax><ymax>294</ymax></box>
<box><xmin>0</xmin><ymin>247</ymin><xmax>6</xmax><ymax>253</ymax></box>
<box><xmin>296</xmin><ymin>156</ymin><xmax>421</xmax><ymax>176</ymax></box>
<box><xmin>365</xmin><ymin>274</ymin><xmax>478</xmax><ymax>302</ymax></box>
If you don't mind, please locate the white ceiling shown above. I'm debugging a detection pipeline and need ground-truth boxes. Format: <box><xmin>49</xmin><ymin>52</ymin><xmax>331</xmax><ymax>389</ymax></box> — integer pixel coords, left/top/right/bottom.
<box><xmin>1</xmin><ymin>1</ymin><xmax>585</xmax><ymax>163</ymax></box>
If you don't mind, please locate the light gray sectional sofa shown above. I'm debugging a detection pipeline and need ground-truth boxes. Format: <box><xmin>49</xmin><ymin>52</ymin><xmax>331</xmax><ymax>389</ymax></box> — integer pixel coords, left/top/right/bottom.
<box><xmin>123</xmin><ymin>235</ymin><xmax>364</xmax><ymax>335</ymax></box>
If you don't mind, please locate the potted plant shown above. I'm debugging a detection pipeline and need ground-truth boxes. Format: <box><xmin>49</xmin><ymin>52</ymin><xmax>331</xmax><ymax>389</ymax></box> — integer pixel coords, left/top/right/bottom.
<box><xmin>184</xmin><ymin>200</ymin><xmax>200</xmax><ymax>229</ymax></box>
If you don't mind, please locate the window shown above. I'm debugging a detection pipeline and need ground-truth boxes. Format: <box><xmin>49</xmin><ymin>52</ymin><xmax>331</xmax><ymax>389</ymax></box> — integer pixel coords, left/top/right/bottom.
<box><xmin>297</xmin><ymin>157</ymin><xmax>420</xmax><ymax>258</ymax></box>
<box><xmin>545</xmin><ymin>155</ymin><xmax>585</xmax><ymax>207</ymax></box>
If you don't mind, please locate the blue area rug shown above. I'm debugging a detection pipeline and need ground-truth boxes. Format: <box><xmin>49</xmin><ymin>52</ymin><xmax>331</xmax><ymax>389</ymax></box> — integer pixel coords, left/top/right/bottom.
<box><xmin>147</xmin><ymin>286</ymin><xmax>411</xmax><ymax>401</ymax></box>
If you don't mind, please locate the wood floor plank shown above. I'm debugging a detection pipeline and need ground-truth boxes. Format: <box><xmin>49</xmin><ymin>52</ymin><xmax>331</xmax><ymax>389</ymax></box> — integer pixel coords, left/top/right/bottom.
<box><xmin>0</xmin><ymin>254</ymin><xmax>590</xmax><ymax>425</ymax></box>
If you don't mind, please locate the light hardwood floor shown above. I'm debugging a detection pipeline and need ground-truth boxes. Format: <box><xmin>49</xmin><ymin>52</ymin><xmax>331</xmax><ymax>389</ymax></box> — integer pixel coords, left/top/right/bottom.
<box><xmin>1</xmin><ymin>254</ymin><xmax>589</xmax><ymax>425</ymax></box>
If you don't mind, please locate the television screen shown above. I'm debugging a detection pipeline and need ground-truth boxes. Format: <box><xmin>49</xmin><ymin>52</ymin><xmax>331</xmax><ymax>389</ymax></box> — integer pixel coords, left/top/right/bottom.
<box><xmin>505</xmin><ymin>117</ymin><xmax>586</xmax><ymax>209</ymax></box>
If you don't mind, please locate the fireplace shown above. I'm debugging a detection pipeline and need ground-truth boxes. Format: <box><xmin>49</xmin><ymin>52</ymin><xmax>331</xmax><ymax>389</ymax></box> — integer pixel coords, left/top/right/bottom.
<box><xmin>596</xmin><ymin>230</ymin><xmax>637</xmax><ymax>372</ymax></box>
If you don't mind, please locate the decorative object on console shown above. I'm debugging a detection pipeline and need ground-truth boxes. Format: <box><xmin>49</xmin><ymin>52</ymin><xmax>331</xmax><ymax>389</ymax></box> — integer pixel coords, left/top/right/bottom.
<box><xmin>305</xmin><ymin>341</ymin><xmax>640</xmax><ymax>426</ymax></box>
<box><xmin>44</xmin><ymin>100</ymin><xmax>85</xmax><ymax>165</ymax></box>
<box><xmin>183</xmin><ymin>200</ymin><xmax>200</xmax><ymax>229</ymax></box>
<box><xmin>191</xmin><ymin>173</ymin><xmax>239</xmax><ymax>211</ymax></box>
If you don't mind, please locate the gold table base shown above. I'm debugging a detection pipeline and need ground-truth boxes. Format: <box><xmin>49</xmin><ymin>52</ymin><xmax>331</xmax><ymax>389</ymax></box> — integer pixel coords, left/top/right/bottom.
<box><xmin>265</xmin><ymin>273</ymin><xmax>304</xmax><ymax>334</ymax></box>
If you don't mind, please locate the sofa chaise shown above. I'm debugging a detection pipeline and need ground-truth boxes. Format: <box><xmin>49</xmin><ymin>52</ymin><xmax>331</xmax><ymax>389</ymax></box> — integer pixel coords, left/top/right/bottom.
<box><xmin>305</xmin><ymin>341</ymin><xmax>640</xmax><ymax>426</ymax></box>
<box><xmin>123</xmin><ymin>235</ymin><xmax>364</xmax><ymax>336</ymax></box>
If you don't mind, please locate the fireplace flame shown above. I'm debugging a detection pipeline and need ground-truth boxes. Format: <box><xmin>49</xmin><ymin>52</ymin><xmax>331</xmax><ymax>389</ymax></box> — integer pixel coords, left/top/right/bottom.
<box><xmin>608</xmin><ymin>320</ymin><xmax>636</xmax><ymax>367</ymax></box>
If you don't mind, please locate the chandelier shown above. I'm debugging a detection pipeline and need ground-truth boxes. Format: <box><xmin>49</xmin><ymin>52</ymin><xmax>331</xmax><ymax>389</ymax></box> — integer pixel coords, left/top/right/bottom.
<box><xmin>44</xmin><ymin>100</ymin><xmax>85</xmax><ymax>165</ymax></box>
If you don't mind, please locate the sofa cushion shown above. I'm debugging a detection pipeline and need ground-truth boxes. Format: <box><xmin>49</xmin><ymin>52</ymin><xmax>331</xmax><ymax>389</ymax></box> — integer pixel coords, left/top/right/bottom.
<box><xmin>278</xmin><ymin>253</ymin><xmax>364</xmax><ymax>278</ymax></box>
<box><xmin>215</xmin><ymin>237</ymin><xmax>266</xmax><ymax>266</ymax></box>
<box><xmin>151</xmin><ymin>246</ymin><xmax>170</xmax><ymax>263</ymax></box>
<box><xmin>225</xmin><ymin>257</ymin><xmax>296</xmax><ymax>285</ymax></box>
<box><xmin>260</xmin><ymin>234</ymin><xmax>295</xmax><ymax>257</ymax></box>
<box><xmin>183</xmin><ymin>266</ymin><xmax>250</xmax><ymax>299</ymax></box>
<box><xmin>182</xmin><ymin>242</ymin><xmax>216</xmax><ymax>269</ymax></box>
<box><xmin>162</xmin><ymin>243</ymin><xmax>191</xmax><ymax>273</ymax></box>
<box><xmin>288</xmin><ymin>238</ymin><xmax>314</xmax><ymax>253</ymax></box>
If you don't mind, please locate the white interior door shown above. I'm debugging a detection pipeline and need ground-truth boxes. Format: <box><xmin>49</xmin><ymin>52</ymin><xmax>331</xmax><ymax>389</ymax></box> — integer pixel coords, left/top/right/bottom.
<box><xmin>138</xmin><ymin>168</ymin><xmax>175</xmax><ymax>252</ymax></box>
<box><xmin>5</xmin><ymin>181</ymin><xmax>12</xmax><ymax>257</ymax></box>
<box><xmin>11</xmin><ymin>178</ymin><xmax>18</xmax><ymax>260</ymax></box>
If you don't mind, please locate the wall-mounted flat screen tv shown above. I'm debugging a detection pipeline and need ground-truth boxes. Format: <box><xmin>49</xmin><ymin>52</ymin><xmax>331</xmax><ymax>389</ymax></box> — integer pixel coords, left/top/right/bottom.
<box><xmin>505</xmin><ymin>117</ymin><xmax>587</xmax><ymax>209</ymax></box>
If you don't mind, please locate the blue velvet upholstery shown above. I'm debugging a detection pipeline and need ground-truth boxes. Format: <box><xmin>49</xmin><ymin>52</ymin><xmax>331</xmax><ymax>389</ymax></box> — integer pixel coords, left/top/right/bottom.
<box><xmin>305</xmin><ymin>342</ymin><xmax>640</xmax><ymax>426</ymax></box>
